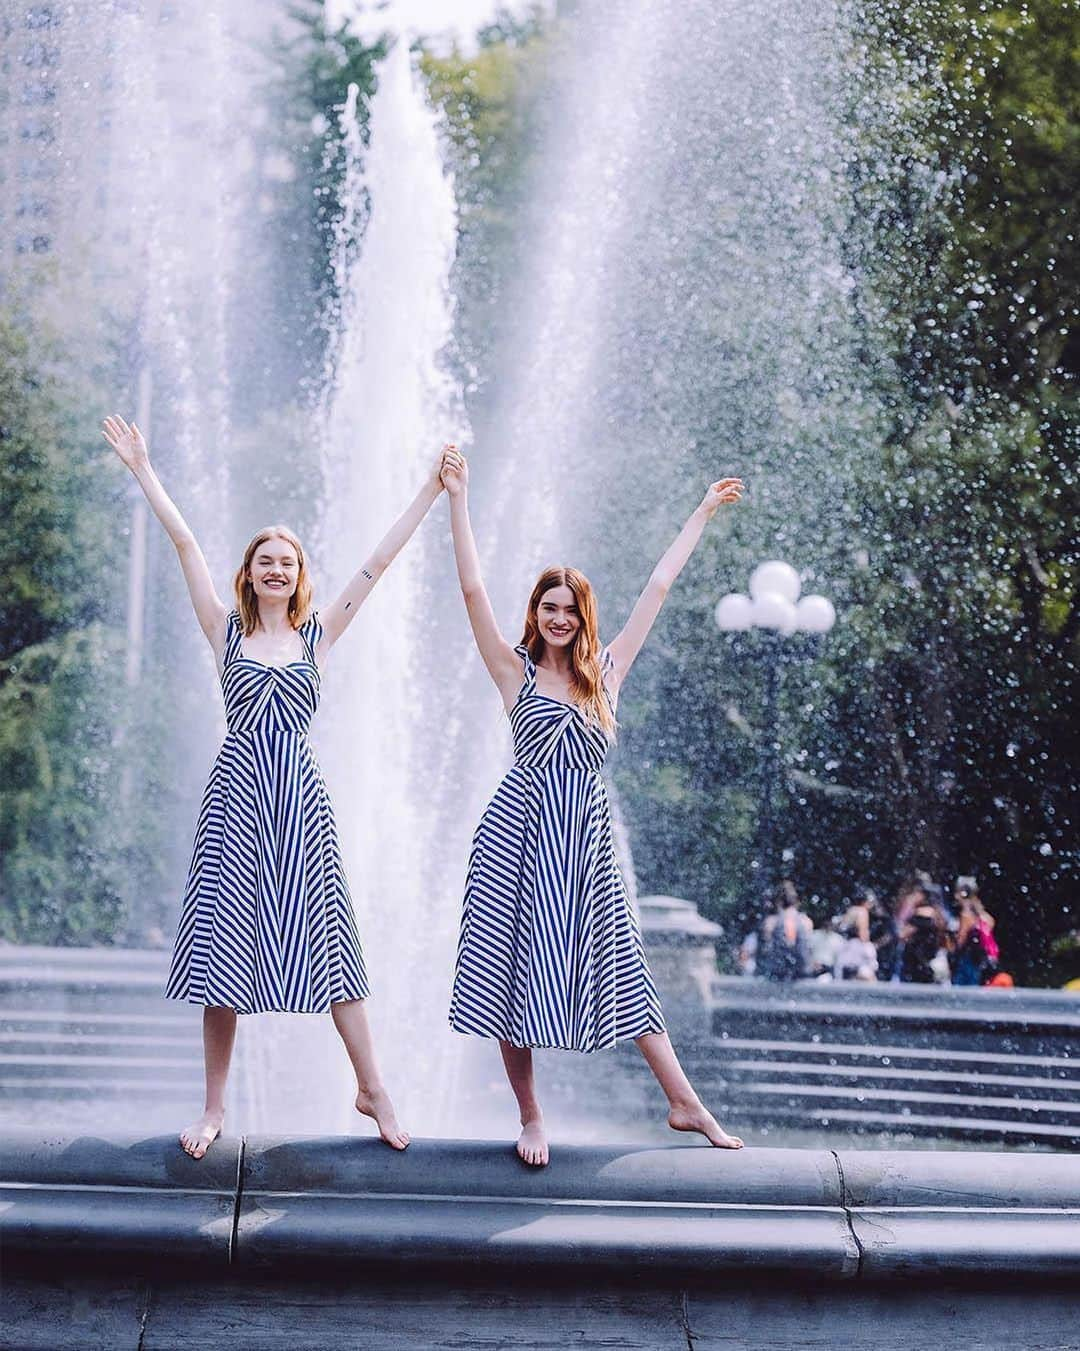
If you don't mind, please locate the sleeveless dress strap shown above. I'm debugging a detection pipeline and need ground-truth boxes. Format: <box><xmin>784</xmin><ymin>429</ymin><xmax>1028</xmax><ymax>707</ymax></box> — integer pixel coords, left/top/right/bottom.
<box><xmin>599</xmin><ymin>646</ymin><xmax>618</xmax><ymax>707</ymax></box>
<box><xmin>223</xmin><ymin>610</ymin><xmax>243</xmax><ymax>666</ymax></box>
<box><xmin>513</xmin><ymin>643</ymin><xmax>536</xmax><ymax>692</ymax></box>
<box><xmin>303</xmin><ymin>611</ymin><xmax>323</xmax><ymax>662</ymax></box>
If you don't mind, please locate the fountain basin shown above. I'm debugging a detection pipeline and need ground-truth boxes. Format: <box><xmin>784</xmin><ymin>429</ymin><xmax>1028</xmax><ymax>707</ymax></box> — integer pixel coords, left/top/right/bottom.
<box><xmin>3</xmin><ymin>1131</ymin><xmax>1079</xmax><ymax>1282</ymax></box>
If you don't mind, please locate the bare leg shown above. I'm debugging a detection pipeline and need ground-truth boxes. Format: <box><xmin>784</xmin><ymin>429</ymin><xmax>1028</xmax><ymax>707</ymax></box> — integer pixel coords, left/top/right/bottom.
<box><xmin>500</xmin><ymin>1040</ymin><xmax>548</xmax><ymax>1166</ymax></box>
<box><xmin>331</xmin><ymin>999</ymin><xmax>409</xmax><ymax>1150</ymax></box>
<box><xmin>180</xmin><ymin>1005</ymin><xmax>236</xmax><ymax>1159</ymax></box>
<box><xmin>635</xmin><ymin>1031</ymin><xmax>743</xmax><ymax>1149</ymax></box>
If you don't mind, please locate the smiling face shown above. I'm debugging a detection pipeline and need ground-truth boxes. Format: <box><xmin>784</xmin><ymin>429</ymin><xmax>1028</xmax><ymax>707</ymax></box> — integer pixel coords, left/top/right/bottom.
<box><xmin>536</xmin><ymin>584</ymin><xmax>582</xmax><ymax>650</ymax></box>
<box><xmin>234</xmin><ymin>524</ymin><xmax>312</xmax><ymax>634</ymax></box>
<box><xmin>248</xmin><ymin>536</ymin><xmax>299</xmax><ymax>602</ymax></box>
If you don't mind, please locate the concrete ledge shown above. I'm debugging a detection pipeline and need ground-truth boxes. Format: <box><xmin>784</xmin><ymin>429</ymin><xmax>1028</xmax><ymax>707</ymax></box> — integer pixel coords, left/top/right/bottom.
<box><xmin>837</xmin><ymin>1148</ymin><xmax>1080</xmax><ymax>1278</ymax></box>
<box><xmin>238</xmin><ymin>1137</ymin><xmax>852</xmax><ymax>1276</ymax></box>
<box><xmin>2</xmin><ymin>1131</ymin><xmax>1079</xmax><ymax>1283</ymax></box>
<box><xmin>0</xmin><ymin>1131</ymin><xmax>240</xmax><ymax>1266</ymax></box>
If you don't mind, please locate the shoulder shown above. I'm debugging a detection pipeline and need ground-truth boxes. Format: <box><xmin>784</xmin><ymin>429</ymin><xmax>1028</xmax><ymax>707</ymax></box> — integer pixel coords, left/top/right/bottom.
<box><xmin>599</xmin><ymin>646</ymin><xmax>621</xmax><ymax>699</ymax></box>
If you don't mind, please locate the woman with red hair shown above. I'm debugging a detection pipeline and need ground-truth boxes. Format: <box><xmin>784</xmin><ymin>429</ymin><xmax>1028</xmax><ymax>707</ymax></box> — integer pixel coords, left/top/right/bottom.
<box><xmin>441</xmin><ymin>445</ymin><xmax>745</xmax><ymax>1165</ymax></box>
<box><xmin>103</xmin><ymin>415</ymin><xmax>444</xmax><ymax>1160</ymax></box>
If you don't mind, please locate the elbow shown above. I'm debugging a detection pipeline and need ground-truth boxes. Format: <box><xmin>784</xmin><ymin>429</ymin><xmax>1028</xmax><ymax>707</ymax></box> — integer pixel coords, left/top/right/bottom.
<box><xmin>461</xmin><ymin>580</ymin><xmax>484</xmax><ymax>601</ymax></box>
<box><xmin>173</xmin><ymin>530</ymin><xmax>198</xmax><ymax>554</ymax></box>
<box><xmin>649</xmin><ymin>571</ymin><xmax>672</xmax><ymax>598</ymax></box>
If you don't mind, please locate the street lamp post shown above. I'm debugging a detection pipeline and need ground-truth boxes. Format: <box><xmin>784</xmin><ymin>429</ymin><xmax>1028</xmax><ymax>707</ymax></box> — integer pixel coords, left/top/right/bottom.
<box><xmin>715</xmin><ymin>561</ymin><xmax>836</xmax><ymax>900</ymax></box>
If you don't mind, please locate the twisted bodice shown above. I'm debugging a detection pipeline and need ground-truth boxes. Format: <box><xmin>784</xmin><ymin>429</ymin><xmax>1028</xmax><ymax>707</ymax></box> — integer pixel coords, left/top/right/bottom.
<box><xmin>508</xmin><ymin>644</ymin><xmax>613</xmax><ymax>773</ymax></box>
<box><xmin>220</xmin><ymin>610</ymin><xmax>322</xmax><ymax>736</ymax></box>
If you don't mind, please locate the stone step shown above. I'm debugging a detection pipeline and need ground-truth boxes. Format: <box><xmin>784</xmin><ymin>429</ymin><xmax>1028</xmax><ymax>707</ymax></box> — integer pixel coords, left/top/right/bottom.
<box><xmin>714</xmin><ymin>1079</ymin><xmax>1080</xmax><ymax>1125</ymax></box>
<box><xmin>0</xmin><ymin>984</ymin><xmax>180</xmax><ymax>1015</ymax></box>
<box><xmin>0</xmin><ymin>1008</ymin><xmax>198</xmax><ymax>1031</ymax></box>
<box><xmin>0</xmin><ymin>944</ymin><xmax>169</xmax><ymax>970</ymax></box>
<box><xmin>0</xmin><ymin>1073</ymin><xmax>203</xmax><ymax>1097</ymax></box>
<box><xmin>711</xmin><ymin>975</ymin><xmax>1080</xmax><ymax>1018</ymax></box>
<box><xmin>733</xmin><ymin>1103</ymin><xmax>1080</xmax><ymax>1148</ymax></box>
<box><xmin>711</xmin><ymin>1010</ymin><xmax>1078</xmax><ymax>1059</ymax></box>
<box><xmin>702</xmin><ymin>1035</ymin><xmax>1080</xmax><ymax>1077</ymax></box>
<box><xmin>714</xmin><ymin>1058</ymin><xmax>1080</xmax><ymax>1099</ymax></box>
<box><xmin>0</xmin><ymin>1032</ymin><xmax>194</xmax><ymax>1057</ymax></box>
<box><xmin>0</xmin><ymin>1053</ymin><xmax>203</xmax><ymax>1080</ymax></box>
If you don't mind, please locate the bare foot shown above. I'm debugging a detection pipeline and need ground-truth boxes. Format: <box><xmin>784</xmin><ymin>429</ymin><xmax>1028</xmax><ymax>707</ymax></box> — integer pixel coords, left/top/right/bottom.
<box><xmin>179</xmin><ymin>1108</ymin><xmax>224</xmax><ymax>1160</ymax></box>
<box><xmin>516</xmin><ymin>1115</ymin><xmax>549</xmax><ymax>1167</ymax></box>
<box><xmin>669</xmin><ymin>1100</ymin><xmax>743</xmax><ymax>1149</ymax></box>
<box><xmin>355</xmin><ymin>1088</ymin><xmax>409</xmax><ymax>1150</ymax></box>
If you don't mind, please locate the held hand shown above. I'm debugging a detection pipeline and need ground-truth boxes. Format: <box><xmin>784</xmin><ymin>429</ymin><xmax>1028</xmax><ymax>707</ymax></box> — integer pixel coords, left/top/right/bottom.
<box><xmin>429</xmin><ymin>447</ymin><xmax>449</xmax><ymax>491</ymax></box>
<box><xmin>102</xmin><ymin>415</ymin><xmax>149</xmax><ymax>472</ymax></box>
<box><xmin>698</xmin><ymin>476</ymin><xmax>745</xmax><ymax>519</ymax></box>
<box><xmin>440</xmin><ymin>443</ymin><xmax>468</xmax><ymax>498</ymax></box>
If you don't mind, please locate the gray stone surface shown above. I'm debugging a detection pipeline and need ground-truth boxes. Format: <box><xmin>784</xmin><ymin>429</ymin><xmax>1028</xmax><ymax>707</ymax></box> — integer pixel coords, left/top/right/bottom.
<box><xmin>851</xmin><ymin>1209</ymin><xmax>1080</xmax><ymax>1279</ymax></box>
<box><xmin>242</xmin><ymin>1135</ymin><xmax>842</xmax><ymax>1206</ymax></box>
<box><xmin>4</xmin><ymin>1271</ymin><xmax>1079</xmax><ymax>1351</ymax></box>
<box><xmin>684</xmin><ymin>1286</ymin><xmax>1080</xmax><ymax>1350</ymax></box>
<box><xmin>838</xmin><ymin>1147</ymin><xmax>1080</xmax><ymax>1208</ymax></box>
<box><xmin>5</xmin><ymin>1131</ymin><xmax>1080</xmax><ymax>1284</ymax></box>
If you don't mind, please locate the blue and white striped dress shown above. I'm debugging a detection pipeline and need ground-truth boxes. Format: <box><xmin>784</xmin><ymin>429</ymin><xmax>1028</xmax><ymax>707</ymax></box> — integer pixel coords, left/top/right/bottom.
<box><xmin>165</xmin><ymin>609</ymin><xmax>369</xmax><ymax>1014</ymax></box>
<box><xmin>450</xmin><ymin>645</ymin><xmax>666</xmax><ymax>1053</ymax></box>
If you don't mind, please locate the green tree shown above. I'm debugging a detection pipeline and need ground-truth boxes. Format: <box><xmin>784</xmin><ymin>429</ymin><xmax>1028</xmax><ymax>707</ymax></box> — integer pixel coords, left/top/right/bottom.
<box><xmin>0</xmin><ymin>313</ymin><xmax>129</xmax><ymax>944</ymax></box>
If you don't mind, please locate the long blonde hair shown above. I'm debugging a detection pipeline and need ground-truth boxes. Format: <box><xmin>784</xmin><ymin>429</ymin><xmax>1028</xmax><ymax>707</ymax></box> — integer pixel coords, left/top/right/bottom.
<box><xmin>520</xmin><ymin>567</ymin><xmax>616</xmax><ymax>736</ymax></box>
<box><xmin>233</xmin><ymin>526</ymin><xmax>313</xmax><ymax>635</ymax></box>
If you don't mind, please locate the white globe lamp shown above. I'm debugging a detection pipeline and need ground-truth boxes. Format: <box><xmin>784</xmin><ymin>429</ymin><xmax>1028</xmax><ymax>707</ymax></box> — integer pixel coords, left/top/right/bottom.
<box><xmin>714</xmin><ymin>593</ymin><xmax>754</xmax><ymax>631</ymax></box>
<box><xmin>795</xmin><ymin>594</ymin><xmax>836</xmax><ymax>634</ymax></box>
<box><xmin>749</xmin><ymin>560</ymin><xmax>801</xmax><ymax>605</ymax></box>
<box><xmin>751</xmin><ymin>592</ymin><xmax>798</xmax><ymax>634</ymax></box>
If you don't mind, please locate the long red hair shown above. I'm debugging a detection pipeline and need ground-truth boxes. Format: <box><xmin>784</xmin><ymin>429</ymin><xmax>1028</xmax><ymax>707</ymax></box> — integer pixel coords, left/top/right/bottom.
<box><xmin>520</xmin><ymin>567</ymin><xmax>616</xmax><ymax>736</ymax></box>
<box><xmin>233</xmin><ymin>526</ymin><xmax>313</xmax><ymax>635</ymax></box>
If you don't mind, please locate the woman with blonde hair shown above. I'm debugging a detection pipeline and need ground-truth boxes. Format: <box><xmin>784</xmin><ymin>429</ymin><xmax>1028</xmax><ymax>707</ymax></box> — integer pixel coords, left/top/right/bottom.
<box><xmin>102</xmin><ymin>414</ymin><xmax>445</xmax><ymax>1158</ymax></box>
<box><xmin>440</xmin><ymin>445</ymin><xmax>745</xmax><ymax>1165</ymax></box>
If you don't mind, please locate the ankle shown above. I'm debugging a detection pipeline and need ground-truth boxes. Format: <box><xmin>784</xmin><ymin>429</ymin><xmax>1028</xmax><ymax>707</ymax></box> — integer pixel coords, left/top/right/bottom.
<box><xmin>667</xmin><ymin>1095</ymin><xmax>700</xmax><ymax>1114</ymax></box>
<box><xmin>355</xmin><ymin>1082</ymin><xmax>386</xmax><ymax>1100</ymax></box>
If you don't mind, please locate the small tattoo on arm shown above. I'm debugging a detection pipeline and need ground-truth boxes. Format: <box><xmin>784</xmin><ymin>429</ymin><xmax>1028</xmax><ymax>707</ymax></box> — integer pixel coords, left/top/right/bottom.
<box><xmin>362</xmin><ymin>568</ymin><xmax>374</xmax><ymax>581</ymax></box>
<box><xmin>345</xmin><ymin>601</ymin><xmax>352</xmax><ymax>610</ymax></box>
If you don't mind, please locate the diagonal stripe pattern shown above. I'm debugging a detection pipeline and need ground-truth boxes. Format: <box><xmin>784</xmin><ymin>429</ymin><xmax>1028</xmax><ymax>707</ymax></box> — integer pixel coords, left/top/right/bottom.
<box><xmin>165</xmin><ymin>611</ymin><xmax>370</xmax><ymax>1014</ymax></box>
<box><xmin>450</xmin><ymin>645</ymin><xmax>666</xmax><ymax>1053</ymax></box>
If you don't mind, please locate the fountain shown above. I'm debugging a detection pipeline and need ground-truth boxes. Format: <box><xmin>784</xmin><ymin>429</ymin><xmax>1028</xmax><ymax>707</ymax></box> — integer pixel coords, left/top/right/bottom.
<box><xmin>242</xmin><ymin>24</ymin><xmax>475</xmax><ymax>1136</ymax></box>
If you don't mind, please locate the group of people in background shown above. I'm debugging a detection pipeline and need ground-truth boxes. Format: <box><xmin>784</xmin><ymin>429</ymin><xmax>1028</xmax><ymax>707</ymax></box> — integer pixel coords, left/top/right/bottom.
<box><xmin>739</xmin><ymin>874</ymin><xmax>1010</xmax><ymax>988</ymax></box>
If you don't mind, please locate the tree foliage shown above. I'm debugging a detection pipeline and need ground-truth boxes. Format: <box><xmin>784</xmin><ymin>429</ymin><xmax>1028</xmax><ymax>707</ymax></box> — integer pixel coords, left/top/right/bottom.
<box><xmin>0</xmin><ymin>314</ymin><xmax>129</xmax><ymax>943</ymax></box>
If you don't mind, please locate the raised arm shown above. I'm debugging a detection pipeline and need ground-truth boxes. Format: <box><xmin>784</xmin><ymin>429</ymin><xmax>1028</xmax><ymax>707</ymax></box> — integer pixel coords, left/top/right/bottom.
<box><xmin>102</xmin><ymin>415</ymin><xmax>227</xmax><ymax>653</ymax></box>
<box><xmin>440</xmin><ymin>448</ymin><xmax>522</xmax><ymax>707</ymax></box>
<box><xmin>317</xmin><ymin>453</ymin><xmax>445</xmax><ymax>654</ymax></box>
<box><xmin>606</xmin><ymin>476</ymin><xmax>745</xmax><ymax>687</ymax></box>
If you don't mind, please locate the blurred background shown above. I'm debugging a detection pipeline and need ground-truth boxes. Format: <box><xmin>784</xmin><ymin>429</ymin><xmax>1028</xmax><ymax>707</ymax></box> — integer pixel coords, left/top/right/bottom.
<box><xmin>0</xmin><ymin>0</ymin><xmax>1076</xmax><ymax>1146</ymax></box>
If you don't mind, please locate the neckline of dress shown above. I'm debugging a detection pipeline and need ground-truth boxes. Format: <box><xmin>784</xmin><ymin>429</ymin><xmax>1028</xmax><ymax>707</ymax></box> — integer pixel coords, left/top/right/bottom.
<box><xmin>234</xmin><ymin>654</ymin><xmax>317</xmax><ymax>672</ymax></box>
<box><xmin>232</xmin><ymin>611</ymin><xmax>316</xmax><ymax>670</ymax></box>
<box><xmin>515</xmin><ymin>689</ymin><xmax>581</xmax><ymax>714</ymax></box>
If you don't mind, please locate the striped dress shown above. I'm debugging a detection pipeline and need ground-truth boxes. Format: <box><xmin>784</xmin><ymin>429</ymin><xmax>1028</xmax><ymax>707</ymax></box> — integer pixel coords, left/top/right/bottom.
<box><xmin>449</xmin><ymin>644</ymin><xmax>666</xmax><ymax>1053</ymax></box>
<box><xmin>165</xmin><ymin>609</ymin><xmax>369</xmax><ymax>1014</ymax></box>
